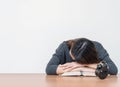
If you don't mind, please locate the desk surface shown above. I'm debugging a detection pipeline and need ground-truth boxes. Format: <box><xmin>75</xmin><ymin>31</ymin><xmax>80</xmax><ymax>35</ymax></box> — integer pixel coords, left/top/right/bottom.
<box><xmin>0</xmin><ymin>74</ymin><xmax>119</xmax><ymax>87</ymax></box>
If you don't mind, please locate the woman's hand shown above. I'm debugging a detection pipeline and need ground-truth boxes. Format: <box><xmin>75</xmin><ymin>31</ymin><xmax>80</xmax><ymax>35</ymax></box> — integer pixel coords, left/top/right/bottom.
<box><xmin>56</xmin><ymin>62</ymin><xmax>84</xmax><ymax>74</ymax></box>
<box><xmin>60</xmin><ymin>62</ymin><xmax>84</xmax><ymax>68</ymax></box>
<box><xmin>56</xmin><ymin>62</ymin><xmax>98</xmax><ymax>74</ymax></box>
<box><xmin>83</xmin><ymin>63</ymin><xmax>98</xmax><ymax>69</ymax></box>
<box><xmin>56</xmin><ymin>64</ymin><xmax>65</xmax><ymax>74</ymax></box>
<box><xmin>70</xmin><ymin>67</ymin><xmax>95</xmax><ymax>72</ymax></box>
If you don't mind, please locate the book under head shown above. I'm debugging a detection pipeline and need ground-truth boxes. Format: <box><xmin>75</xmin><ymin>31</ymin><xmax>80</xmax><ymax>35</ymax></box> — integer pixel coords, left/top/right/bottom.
<box><xmin>60</xmin><ymin>71</ymin><xmax>96</xmax><ymax>77</ymax></box>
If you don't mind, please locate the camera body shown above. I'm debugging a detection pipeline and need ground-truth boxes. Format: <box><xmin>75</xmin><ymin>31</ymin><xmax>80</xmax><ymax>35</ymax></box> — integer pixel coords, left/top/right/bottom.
<box><xmin>95</xmin><ymin>61</ymin><xmax>109</xmax><ymax>79</ymax></box>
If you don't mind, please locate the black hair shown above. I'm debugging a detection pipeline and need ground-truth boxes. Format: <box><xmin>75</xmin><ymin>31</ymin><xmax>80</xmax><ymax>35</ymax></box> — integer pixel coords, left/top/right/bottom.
<box><xmin>71</xmin><ymin>38</ymin><xmax>100</xmax><ymax>64</ymax></box>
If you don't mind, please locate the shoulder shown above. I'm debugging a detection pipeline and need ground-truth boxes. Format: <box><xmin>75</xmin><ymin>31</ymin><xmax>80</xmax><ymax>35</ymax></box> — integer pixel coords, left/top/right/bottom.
<box><xmin>58</xmin><ymin>41</ymin><xmax>68</xmax><ymax>49</ymax></box>
<box><xmin>92</xmin><ymin>41</ymin><xmax>106</xmax><ymax>55</ymax></box>
<box><xmin>56</xmin><ymin>41</ymin><xmax>69</xmax><ymax>52</ymax></box>
<box><xmin>92</xmin><ymin>41</ymin><xmax>109</xmax><ymax>60</ymax></box>
<box><xmin>92</xmin><ymin>41</ymin><xmax>104</xmax><ymax>50</ymax></box>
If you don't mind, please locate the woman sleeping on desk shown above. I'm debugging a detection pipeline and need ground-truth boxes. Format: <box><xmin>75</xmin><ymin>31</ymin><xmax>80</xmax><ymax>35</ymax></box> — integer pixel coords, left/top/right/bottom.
<box><xmin>46</xmin><ymin>38</ymin><xmax>118</xmax><ymax>79</ymax></box>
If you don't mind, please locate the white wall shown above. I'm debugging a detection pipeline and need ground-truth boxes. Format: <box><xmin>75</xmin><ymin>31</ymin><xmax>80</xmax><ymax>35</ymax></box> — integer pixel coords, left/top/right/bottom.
<box><xmin>0</xmin><ymin>0</ymin><xmax>120</xmax><ymax>73</ymax></box>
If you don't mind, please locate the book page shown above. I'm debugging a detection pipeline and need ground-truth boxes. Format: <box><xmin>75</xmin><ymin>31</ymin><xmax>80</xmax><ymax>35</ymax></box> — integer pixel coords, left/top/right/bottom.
<box><xmin>60</xmin><ymin>71</ymin><xmax>96</xmax><ymax>77</ymax></box>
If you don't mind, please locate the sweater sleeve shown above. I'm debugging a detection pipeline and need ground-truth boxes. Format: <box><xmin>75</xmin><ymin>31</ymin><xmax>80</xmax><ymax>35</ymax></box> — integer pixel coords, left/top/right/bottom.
<box><xmin>95</xmin><ymin>42</ymin><xmax>118</xmax><ymax>75</ymax></box>
<box><xmin>46</xmin><ymin>42</ymin><xmax>66</xmax><ymax>75</ymax></box>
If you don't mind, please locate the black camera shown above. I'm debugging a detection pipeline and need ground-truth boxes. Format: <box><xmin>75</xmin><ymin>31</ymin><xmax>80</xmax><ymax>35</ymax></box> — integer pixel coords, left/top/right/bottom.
<box><xmin>95</xmin><ymin>61</ymin><xmax>109</xmax><ymax>79</ymax></box>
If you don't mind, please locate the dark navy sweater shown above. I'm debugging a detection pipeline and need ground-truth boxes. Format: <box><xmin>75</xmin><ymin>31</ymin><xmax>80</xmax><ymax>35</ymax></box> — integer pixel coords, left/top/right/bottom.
<box><xmin>46</xmin><ymin>41</ymin><xmax>118</xmax><ymax>75</ymax></box>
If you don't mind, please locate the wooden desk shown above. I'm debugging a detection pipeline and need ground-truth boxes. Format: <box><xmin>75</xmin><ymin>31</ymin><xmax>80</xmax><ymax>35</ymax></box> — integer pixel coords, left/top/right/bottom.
<box><xmin>0</xmin><ymin>74</ymin><xmax>119</xmax><ymax>87</ymax></box>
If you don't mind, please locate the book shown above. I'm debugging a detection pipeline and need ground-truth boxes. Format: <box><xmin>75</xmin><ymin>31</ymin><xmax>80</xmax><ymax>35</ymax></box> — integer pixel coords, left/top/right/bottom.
<box><xmin>60</xmin><ymin>71</ymin><xmax>96</xmax><ymax>77</ymax></box>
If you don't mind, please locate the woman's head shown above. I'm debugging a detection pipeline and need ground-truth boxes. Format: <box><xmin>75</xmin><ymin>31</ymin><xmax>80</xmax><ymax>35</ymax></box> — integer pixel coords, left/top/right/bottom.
<box><xmin>69</xmin><ymin>38</ymin><xmax>100</xmax><ymax>64</ymax></box>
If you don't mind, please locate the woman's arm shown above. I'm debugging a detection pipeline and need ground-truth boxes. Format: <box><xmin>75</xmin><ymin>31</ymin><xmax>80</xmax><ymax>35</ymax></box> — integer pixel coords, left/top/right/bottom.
<box><xmin>57</xmin><ymin>62</ymin><xmax>96</xmax><ymax>74</ymax></box>
<box><xmin>94</xmin><ymin>42</ymin><xmax>118</xmax><ymax>75</ymax></box>
<box><xmin>46</xmin><ymin>42</ymin><xmax>66</xmax><ymax>75</ymax></box>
